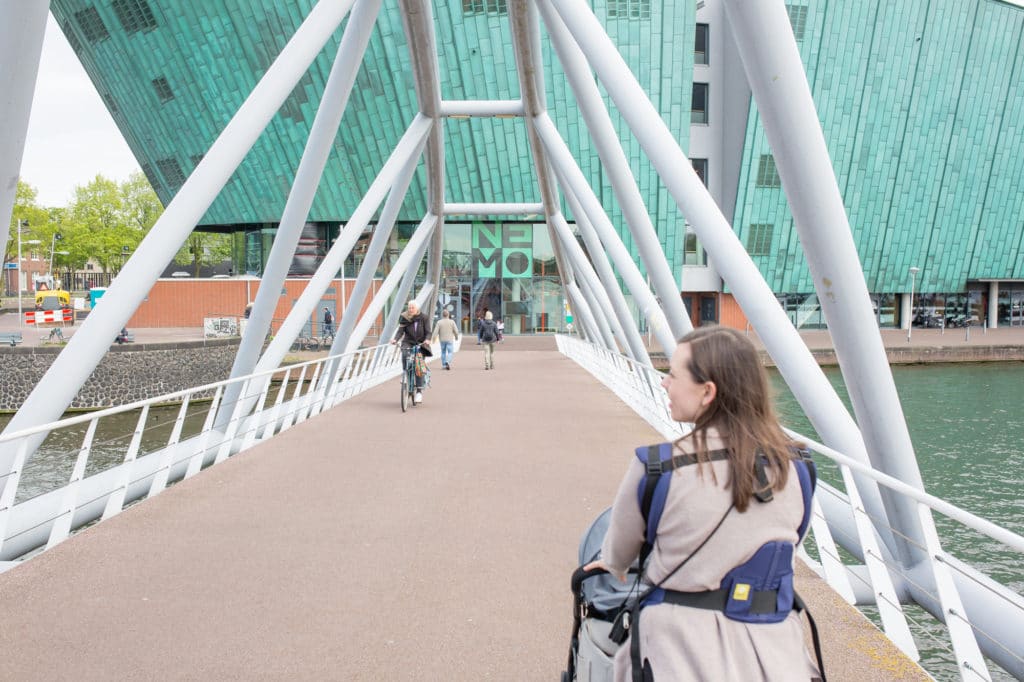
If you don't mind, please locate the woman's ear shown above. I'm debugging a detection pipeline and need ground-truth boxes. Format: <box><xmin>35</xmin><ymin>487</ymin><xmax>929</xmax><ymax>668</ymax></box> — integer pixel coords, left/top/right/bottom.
<box><xmin>701</xmin><ymin>381</ymin><xmax>717</xmax><ymax>407</ymax></box>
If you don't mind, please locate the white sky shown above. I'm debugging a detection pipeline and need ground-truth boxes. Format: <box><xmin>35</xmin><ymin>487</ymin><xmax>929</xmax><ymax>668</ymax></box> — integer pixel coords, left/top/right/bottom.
<box><xmin>21</xmin><ymin>15</ymin><xmax>141</xmax><ymax>208</ymax></box>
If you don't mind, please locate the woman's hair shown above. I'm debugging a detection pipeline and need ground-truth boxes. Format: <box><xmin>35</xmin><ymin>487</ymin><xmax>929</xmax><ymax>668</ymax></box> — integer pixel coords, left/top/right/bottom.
<box><xmin>484</xmin><ymin>311</ymin><xmax>493</xmax><ymax>320</ymax></box>
<box><xmin>676</xmin><ymin>326</ymin><xmax>803</xmax><ymax>512</ymax></box>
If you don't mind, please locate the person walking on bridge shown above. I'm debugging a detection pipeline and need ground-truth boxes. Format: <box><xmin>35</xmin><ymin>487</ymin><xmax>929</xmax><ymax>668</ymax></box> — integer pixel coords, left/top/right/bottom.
<box><xmin>479</xmin><ymin>310</ymin><xmax>499</xmax><ymax>370</ymax></box>
<box><xmin>585</xmin><ymin>326</ymin><xmax>822</xmax><ymax>681</ymax></box>
<box><xmin>391</xmin><ymin>301</ymin><xmax>432</xmax><ymax>404</ymax></box>
<box><xmin>432</xmin><ymin>309</ymin><xmax>460</xmax><ymax>370</ymax></box>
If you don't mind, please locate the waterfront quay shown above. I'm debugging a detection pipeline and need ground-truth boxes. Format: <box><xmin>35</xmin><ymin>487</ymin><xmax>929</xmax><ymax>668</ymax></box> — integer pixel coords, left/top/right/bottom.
<box><xmin>0</xmin><ymin>338</ymin><xmax>926</xmax><ymax>680</ymax></box>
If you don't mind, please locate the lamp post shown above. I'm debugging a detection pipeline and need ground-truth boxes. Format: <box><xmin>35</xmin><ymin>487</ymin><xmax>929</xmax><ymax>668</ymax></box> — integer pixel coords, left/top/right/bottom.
<box><xmin>47</xmin><ymin>231</ymin><xmax>63</xmax><ymax>278</ymax></box>
<box><xmin>907</xmin><ymin>266</ymin><xmax>920</xmax><ymax>343</ymax></box>
<box><xmin>17</xmin><ymin>222</ymin><xmax>41</xmax><ymax>327</ymax></box>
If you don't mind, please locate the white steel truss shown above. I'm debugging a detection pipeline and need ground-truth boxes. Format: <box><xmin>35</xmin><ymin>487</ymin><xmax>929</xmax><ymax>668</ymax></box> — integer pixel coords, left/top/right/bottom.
<box><xmin>1</xmin><ymin>0</ymin><xmax>1020</xmax><ymax>678</ymax></box>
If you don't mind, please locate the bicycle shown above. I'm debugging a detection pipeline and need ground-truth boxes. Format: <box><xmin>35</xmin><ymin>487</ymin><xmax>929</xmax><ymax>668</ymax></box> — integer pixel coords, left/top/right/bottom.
<box><xmin>399</xmin><ymin>343</ymin><xmax>429</xmax><ymax>412</ymax></box>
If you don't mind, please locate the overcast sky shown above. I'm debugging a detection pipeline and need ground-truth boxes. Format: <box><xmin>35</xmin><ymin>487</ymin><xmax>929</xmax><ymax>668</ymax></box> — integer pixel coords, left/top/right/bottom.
<box><xmin>21</xmin><ymin>15</ymin><xmax>140</xmax><ymax>208</ymax></box>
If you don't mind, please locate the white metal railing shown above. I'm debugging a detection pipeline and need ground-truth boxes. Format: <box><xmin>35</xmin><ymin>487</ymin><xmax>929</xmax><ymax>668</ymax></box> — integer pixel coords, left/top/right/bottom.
<box><xmin>0</xmin><ymin>343</ymin><xmax>406</xmax><ymax>569</ymax></box>
<box><xmin>556</xmin><ymin>334</ymin><xmax>1024</xmax><ymax>681</ymax></box>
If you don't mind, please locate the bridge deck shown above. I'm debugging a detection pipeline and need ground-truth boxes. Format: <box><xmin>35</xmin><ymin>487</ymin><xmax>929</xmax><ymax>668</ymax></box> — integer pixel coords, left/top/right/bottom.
<box><xmin>0</xmin><ymin>339</ymin><xmax>923</xmax><ymax>680</ymax></box>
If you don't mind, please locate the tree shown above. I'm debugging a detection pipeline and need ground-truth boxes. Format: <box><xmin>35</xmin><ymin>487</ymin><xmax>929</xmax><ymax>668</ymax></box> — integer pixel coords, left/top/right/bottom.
<box><xmin>174</xmin><ymin>231</ymin><xmax>234</xmax><ymax>276</ymax></box>
<box><xmin>4</xmin><ymin>180</ymin><xmax>52</xmax><ymax>267</ymax></box>
<box><xmin>121</xmin><ymin>171</ymin><xmax>163</xmax><ymax>232</ymax></box>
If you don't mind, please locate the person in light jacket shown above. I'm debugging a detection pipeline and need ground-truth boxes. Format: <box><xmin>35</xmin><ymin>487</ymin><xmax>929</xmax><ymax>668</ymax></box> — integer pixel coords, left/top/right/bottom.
<box><xmin>431</xmin><ymin>309</ymin><xmax>460</xmax><ymax>370</ymax></box>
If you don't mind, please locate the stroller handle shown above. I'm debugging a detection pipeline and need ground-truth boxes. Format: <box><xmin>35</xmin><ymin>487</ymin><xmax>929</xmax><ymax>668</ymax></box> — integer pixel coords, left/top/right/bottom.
<box><xmin>571</xmin><ymin>565</ymin><xmax>608</xmax><ymax>593</ymax></box>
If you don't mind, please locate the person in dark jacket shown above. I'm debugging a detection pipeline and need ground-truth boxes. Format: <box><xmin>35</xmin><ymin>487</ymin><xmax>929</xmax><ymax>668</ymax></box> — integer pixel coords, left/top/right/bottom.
<box><xmin>391</xmin><ymin>301</ymin><xmax>432</xmax><ymax>403</ymax></box>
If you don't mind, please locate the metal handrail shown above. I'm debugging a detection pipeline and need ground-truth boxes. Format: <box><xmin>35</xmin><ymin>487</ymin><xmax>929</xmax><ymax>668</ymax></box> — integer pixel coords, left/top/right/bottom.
<box><xmin>0</xmin><ymin>343</ymin><xmax>405</xmax><ymax>564</ymax></box>
<box><xmin>556</xmin><ymin>333</ymin><xmax>1023</xmax><ymax>680</ymax></box>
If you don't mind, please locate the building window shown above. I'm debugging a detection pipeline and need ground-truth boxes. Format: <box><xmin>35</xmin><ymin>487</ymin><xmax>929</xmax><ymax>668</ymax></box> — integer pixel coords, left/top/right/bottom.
<box><xmin>692</xmin><ymin>158</ymin><xmax>708</xmax><ymax>186</ymax></box>
<box><xmin>190</xmin><ymin>153</ymin><xmax>205</xmax><ymax>168</ymax></box>
<box><xmin>102</xmin><ymin>93</ymin><xmax>119</xmax><ymax>114</ymax></box>
<box><xmin>74</xmin><ymin>7</ymin><xmax>110</xmax><ymax>44</ymax></box>
<box><xmin>461</xmin><ymin>0</ymin><xmax>507</xmax><ymax>14</ymax></box>
<box><xmin>62</xmin><ymin>20</ymin><xmax>84</xmax><ymax>53</ymax></box>
<box><xmin>156</xmin><ymin>157</ymin><xmax>186</xmax><ymax>189</ymax></box>
<box><xmin>684</xmin><ymin>232</ymin><xmax>706</xmax><ymax>266</ymax></box>
<box><xmin>756</xmin><ymin>154</ymin><xmax>781</xmax><ymax>187</ymax></box>
<box><xmin>695</xmin><ymin>24</ymin><xmax>709</xmax><ymax>65</ymax></box>
<box><xmin>152</xmin><ymin>77</ymin><xmax>175</xmax><ymax>102</ymax></box>
<box><xmin>691</xmin><ymin>83</ymin><xmax>708</xmax><ymax>124</ymax></box>
<box><xmin>786</xmin><ymin>5</ymin><xmax>808</xmax><ymax>40</ymax></box>
<box><xmin>746</xmin><ymin>224</ymin><xmax>774</xmax><ymax>255</ymax></box>
<box><xmin>112</xmin><ymin>0</ymin><xmax>158</xmax><ymax>34</ymax></box>
<box><xmin>608</xmin><ymin>0</ymin><xmax>651</xmax><ymax>19</ymax></box>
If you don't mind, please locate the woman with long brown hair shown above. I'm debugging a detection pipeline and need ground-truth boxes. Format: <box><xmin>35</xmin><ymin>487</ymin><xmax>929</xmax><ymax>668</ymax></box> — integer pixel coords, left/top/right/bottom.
<box><xmin>586</xmin><ymin>326</ymin><xmax>821</xmax><ymax>681</ymax></box>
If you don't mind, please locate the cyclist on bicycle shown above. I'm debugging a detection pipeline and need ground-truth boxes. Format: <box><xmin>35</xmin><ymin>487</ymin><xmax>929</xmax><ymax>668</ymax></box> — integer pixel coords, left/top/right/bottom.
<box><xmin>390</xmin><ymin>301</ymin><xmax>432</xmax><ymax>404</ymax></box>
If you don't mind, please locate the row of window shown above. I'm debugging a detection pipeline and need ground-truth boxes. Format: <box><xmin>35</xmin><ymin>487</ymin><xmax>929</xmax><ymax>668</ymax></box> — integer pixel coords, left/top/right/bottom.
<box><xmin>73</xmin><ymin>0</ymin><xmax>158</xmax><ymax>45</ymax></box>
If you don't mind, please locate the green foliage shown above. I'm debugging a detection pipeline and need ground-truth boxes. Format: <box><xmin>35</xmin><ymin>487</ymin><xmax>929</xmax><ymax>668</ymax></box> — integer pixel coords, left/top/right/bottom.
<box><xmin>174</xmin><ymin>231</ymin><xmax>234</xmax><ymax>276</ymax></box>
<box><xmin>4</xmin><ymin>181</ymin><xmax>54</xmax><ymax>265</ymax></box>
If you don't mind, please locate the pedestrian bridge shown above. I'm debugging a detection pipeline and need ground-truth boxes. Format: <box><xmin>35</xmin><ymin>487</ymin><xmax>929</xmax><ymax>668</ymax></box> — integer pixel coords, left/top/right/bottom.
<box><xmin>1</xmin><ymin>337</ymin><xmax>1019</xmax><ymax>680</ymax></box>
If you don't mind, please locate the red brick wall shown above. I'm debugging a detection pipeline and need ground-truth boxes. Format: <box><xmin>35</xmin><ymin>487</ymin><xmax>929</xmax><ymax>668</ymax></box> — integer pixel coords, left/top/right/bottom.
<box><xmin>718</xmin><ymin>294</ymin><xmax>750</xmax><ymax>330</ymax></box>
<box><xmin>126</xmin><ymin>279</ymin><xmax>384</xmax><ymax>329</ymax></box>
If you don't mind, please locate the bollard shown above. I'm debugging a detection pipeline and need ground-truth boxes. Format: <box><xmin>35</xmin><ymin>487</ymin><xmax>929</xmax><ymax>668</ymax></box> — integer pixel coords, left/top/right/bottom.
<box><xmin>966</xmin><ymin>324</ymin><xmax>970</xmax><ymax>342</ymax></box>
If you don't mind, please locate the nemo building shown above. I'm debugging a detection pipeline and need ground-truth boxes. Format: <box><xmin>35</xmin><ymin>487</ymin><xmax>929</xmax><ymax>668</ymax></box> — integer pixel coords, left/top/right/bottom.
<box><xmin>50</xmin><ymin>0</ymin><xmax>1024</xmax><ymax>332</ymax></box>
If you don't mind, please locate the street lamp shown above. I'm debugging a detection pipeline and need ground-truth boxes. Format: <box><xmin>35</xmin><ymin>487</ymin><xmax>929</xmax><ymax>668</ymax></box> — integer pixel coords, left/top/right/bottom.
<box><xmin>16</xmin><ymin>221</ymin><xmax>41</xmax><ymax>327</ymax></box>
<box><xmin>48</xmin><ymin>232</ymin><xmax>63</xmax><ymax>278</ymax></box>
<box><xmin>907</xmin><ymin>266</ymin><xmax>920</xmax><ymax>343</ymax></box>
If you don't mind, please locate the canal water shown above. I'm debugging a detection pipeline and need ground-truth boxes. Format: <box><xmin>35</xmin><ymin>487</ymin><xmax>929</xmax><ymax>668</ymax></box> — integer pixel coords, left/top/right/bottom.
<box><xmin>2</xmin><ymin>362</ymin><xmax>1021</xmax><ymax>676</ymax></box>
<box><xmin>770</xmin><ymin>362</ymin><xmax>1024</xmax><ymax>679</ymax></box>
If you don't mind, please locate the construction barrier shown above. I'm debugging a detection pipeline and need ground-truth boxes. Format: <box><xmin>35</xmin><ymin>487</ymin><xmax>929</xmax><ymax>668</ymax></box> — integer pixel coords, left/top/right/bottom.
<box><xmin>24</xmin><ymin>308</ymin><xmax>73</xmax><ymax>325</ymax></box>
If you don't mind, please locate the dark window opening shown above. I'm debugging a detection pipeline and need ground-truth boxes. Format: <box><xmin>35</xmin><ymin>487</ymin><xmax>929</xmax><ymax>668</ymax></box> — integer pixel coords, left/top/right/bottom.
<box><xmin>152</xmin><ymin>77</ymin><xmax>175</xmax><ymax>102</ymax></box>
<box><xmin>786</xmin><ymin>5</ymin><xmax>808</xmax><ymax>40</ymax></box>
<box><xmin>747</xmin><ymin>224</ymin><xmax>774</xmax><ymax>256</ymax></box>
<box><xmin>461</xmin><ymin>0</ymin><xmax>508</xmax><ymax>14</ymax></box>
<box><xmin>608</xmin><ymin>0</ymin><xmax>652</xmax><ymax>19</ymax></box>
<box><xmin>756</xmin><ymin>154</ymin><xmax>781</xmax><ymax>187</ymax></box>
<box><xmin>692</xmin><ymin>158</ymin><xmax>708</xmax><ymax>186</ymax></box>
<box><xmin>156</xmin><ymin>157</ymin><xmax>186</xmax><ymax>189</ymax></box>
<box><xmin>75</xmin><ymin>7</ymin><xmax>110</xmax><ymax>44</ymax></box>
<box><xmin>112</xmin><ymin>0</ymin><xmax>158</xmax><ymax>33</ymax></box>
<box><xmin>62</xmin><ymin>20</ymin><xmax>84</xmax><ymax>53</ymax></box>
<box><xmin>102</xmin><ymin>93</ymin><xmax>119</xmax><ymax>114</ymax></box>
<box><xmin>695</xmin><ymin>24</ymin><xmax>709</xmax><ymax>65</ymax></box>
<box><xmin>691</xmin><ymin>83</ymin><xmax>708</xmax><ymax>124</ymax></box>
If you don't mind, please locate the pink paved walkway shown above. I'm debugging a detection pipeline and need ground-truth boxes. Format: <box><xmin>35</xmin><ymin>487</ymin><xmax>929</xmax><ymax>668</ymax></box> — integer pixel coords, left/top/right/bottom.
<box><xmin>0</xmin><ymin>340</ymin><xmax>925</xmax><ymax>680</ymax></box>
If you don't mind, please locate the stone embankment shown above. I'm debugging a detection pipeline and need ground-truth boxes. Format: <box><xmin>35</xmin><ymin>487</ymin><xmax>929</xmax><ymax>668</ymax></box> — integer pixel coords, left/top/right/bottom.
<box><xmin>0</xmin><ymin>339</ymin><xmax>239</xmax><ymax>412</ymax></box>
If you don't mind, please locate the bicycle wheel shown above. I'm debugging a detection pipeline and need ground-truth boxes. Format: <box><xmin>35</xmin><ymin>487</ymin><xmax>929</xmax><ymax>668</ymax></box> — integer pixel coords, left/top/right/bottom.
<box><xmin>400</xmin><ymin>368</ymin><xmax>408</xmax><ymax>412</ymax></box>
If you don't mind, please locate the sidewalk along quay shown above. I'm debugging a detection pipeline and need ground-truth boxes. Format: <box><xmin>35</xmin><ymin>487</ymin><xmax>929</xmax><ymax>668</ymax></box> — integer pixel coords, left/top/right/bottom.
<box><xmin>0</xmin><ymin>340</ymin><xmax>924</xmax><ymax>680</ymax></box>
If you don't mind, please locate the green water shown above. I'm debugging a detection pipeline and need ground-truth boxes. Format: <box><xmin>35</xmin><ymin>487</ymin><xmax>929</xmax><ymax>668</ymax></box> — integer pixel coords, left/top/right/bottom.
<box><xmin>770</xmin><ymin>362</ymin><xmax>1024</xmax><ymax>679</ymax></box>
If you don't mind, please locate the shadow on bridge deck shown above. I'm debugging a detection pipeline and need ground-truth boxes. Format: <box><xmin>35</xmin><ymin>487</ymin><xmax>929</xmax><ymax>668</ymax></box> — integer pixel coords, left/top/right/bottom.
<box><xmin>0</xmin><ymin>339</ymin><xmax>924</xmax><ymax>680</ymax></box>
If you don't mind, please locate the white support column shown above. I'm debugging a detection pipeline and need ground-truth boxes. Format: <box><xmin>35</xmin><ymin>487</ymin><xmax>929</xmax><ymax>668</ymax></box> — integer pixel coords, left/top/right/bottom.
<box><xmin>252</xmin><ymin>115</ymin><xmax>432</xmax><ymax>373</ymax></box>
<box><xmin>397</xmin><ymin>0</ymin><xmax>445</xmax><ymax>326</ymax></box>
<box><xmin>550</xmin><ymin>220</ymin><xmax>619</xmax><ymax>351</ymax></box>
<box><xmin>550</xmin><ymin>211</ymin><xmax>640</xmax><ymax>358</ymax></box>
<box><xmin>439</xmin><ymin>100</ymin><xmax>524</xmax><ymax>117</ymax></box>
<box><xmin>565</xmin><ymin>282</ymin><xmax>603</xmax><ymax>346</ymax></box>
<box><xmin>380</xmin><ymin>245</ymin><xmax>428</xmax><ymax>345</ymax></box>
<box><xmin>328</xmin><ymin>141</ymin><xmax>426</xmax><ymax>358</ymax></box>
<box><xmin>900</xmin><ymin>293</ymin><xmax>913</xmax><ymax>331</ymax></box>
<box><xmin>546</xmin><ymin>0</ymin><xmax>895</xmax><ymax>551</ymax></box>
<box><xmin>219</xmin><ymin>0</ymin><xmax>383</xmax><ymax>427</ymax></box>
<box><xmin>347</xmin><ymin>215</ymin><xmax>438</xmax><ymax>352</ymax></box>
<box><xmin>444</xmin><ymin>203</ymin><xmax>546</xmax><ymax>216</ymax></box>
<box><xmin>536</xmin><ymin>114</ymin><xmax>672</xmax><ymax>356</ymax></box>
<box><xmin>535</xmin><ymin>0</ymin><xmax>691</xmax><ymax>340</ymax></box>
<box><xmin>722</xmin><ymin>0</ymin><xmax>927</xmax><ymax>566</ymax></box>
<box><xmin>0</xmin><ymin>0</ymin><xmax>48</xmax><ymax>251</ymax></box>
<box><xmin>988</xmin><ymin>281</ymin><xmax>999</xmax><ymax>329</ymax></box>
<box><xmin>0</xmin><ymin>0</ymin><xmax>360</xmax><ymax>483</ymax></box>
<box><xmin>558</xmin><ymin>183</ymin><xmax>652</xmax><ymax>363</ymax></box>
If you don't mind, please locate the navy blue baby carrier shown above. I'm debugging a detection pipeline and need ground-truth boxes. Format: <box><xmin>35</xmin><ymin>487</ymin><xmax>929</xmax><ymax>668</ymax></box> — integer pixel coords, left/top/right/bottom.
<box><xmin>622</xmin><ymin>442</ymin><xmax>824</xmax><ymax>682</ymax></box>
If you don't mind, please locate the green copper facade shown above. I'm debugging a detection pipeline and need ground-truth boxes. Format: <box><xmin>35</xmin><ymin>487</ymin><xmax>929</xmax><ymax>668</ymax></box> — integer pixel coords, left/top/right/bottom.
<box><xmin>734</xmin><ymin>0</ymin><xmax>1024</xmax><ymax>294</ymax></box>
<box><xmin>50</xmin><ymin>0</ymin><xmax>694</xmax><ymax>278</ymax></box>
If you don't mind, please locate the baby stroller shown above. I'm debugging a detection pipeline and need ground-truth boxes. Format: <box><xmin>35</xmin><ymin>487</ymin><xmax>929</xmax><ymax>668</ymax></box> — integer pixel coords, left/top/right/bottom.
<box><xmin>561</xmin><ymin>508</ymin><xmax>638</xmax><ymax>682</ymax></box>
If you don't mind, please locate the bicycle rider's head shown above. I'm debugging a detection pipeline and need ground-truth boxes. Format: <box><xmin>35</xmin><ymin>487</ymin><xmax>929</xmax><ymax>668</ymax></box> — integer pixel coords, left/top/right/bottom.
<box><xmin>407</xmin><ymin>301</ymin><xmax>419</xmax><ymax>316</ymax></box>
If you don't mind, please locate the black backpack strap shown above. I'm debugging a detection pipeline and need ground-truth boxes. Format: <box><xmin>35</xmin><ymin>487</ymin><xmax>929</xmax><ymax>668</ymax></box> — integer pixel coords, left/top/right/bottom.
<box><xmin>794</xmin><ymin>591</ymin><xmax>827</xmax><ymax>681</ymax></box>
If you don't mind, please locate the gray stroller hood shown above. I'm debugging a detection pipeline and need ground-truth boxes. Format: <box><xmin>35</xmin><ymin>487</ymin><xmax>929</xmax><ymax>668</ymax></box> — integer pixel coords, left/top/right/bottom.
<box><xmin>578</xmin><ymin>508</ymin><xmax>640</xmax><ymax>617</ymax></box>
